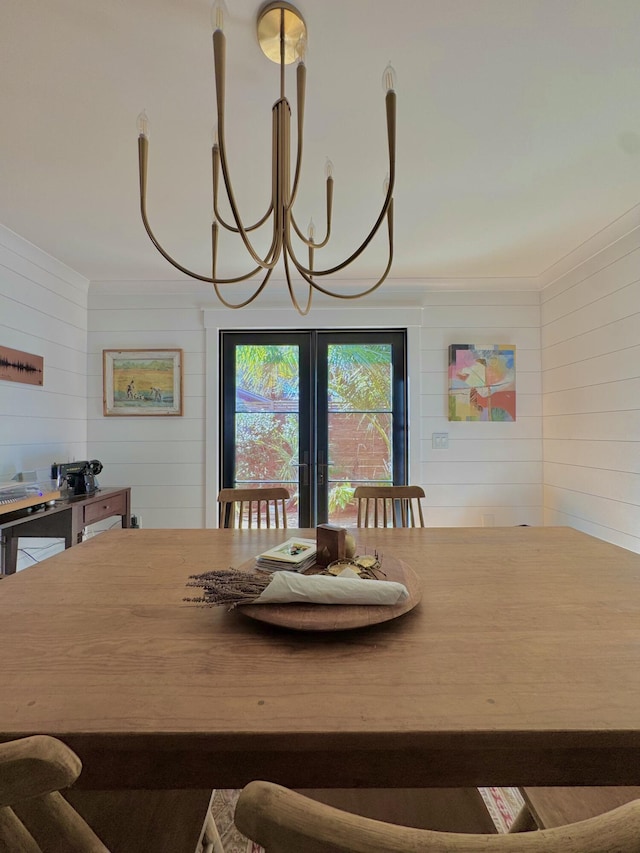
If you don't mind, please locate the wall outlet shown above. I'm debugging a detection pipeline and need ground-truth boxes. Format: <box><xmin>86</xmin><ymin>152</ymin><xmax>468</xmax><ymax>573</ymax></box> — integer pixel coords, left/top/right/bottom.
<box><xmin>432</xmin><ymin>432</ymin><xmax>449</xmax><ymax>449</ymax></box>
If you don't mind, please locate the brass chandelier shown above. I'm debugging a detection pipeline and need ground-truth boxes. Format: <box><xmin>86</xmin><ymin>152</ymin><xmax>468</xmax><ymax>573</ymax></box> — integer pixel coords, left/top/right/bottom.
<box><xmin>137</xmin><ymin>1</ymin><xmax>396</xmax><ymax>315</ymax></box>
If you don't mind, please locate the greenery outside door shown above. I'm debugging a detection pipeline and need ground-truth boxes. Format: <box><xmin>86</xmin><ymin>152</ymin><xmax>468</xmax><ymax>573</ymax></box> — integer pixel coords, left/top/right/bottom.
<box><xmin>220</xmin><ymin>330</ymin><xmax>407</xmax><ymax>526</ymax></box>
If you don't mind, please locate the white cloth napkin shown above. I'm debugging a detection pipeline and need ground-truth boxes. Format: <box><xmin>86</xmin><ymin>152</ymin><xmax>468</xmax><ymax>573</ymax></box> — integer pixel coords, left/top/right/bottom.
<box><xmin>254</xmin><ymin>569</ymin><xmax>409</xmax><ymax>606</ymax></box>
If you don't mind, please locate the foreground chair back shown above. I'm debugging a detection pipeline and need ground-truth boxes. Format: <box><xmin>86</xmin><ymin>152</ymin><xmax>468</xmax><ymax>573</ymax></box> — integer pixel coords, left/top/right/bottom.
<box><xmin>218</xmin><ymin>487</ymin><xmax>290</xmax><ymax>529</ymax></box>
<box><xmin>235</xmin><ymin>780</ymin><xmax>640</xmax><ymax>853</ymax></box>
<box><xmin>0</xmin><ymin>735</ymin><xmax>222</xmax><ymax>853</ymax></box>
<box><xmin>355</xmin><ymin>485</ymin><xmax>425</xmax><ymax>528</ymax></box>
<box><xmin>0</xmin><ymin>734</ymin><xmax>109</xmax><ymax>852</ymax></box>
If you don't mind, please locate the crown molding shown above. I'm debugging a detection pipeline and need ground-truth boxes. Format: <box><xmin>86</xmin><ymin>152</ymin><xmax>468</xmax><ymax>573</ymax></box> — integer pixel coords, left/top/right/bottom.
<box><xmin>0</xmin><ymin>223</ymin><xmax>90</xmax><ymax>294</ymax></box>
<box><xmin>538</xmin><ymin>202</ymin><xmax>640</xmax><ymax>291</ymax></box>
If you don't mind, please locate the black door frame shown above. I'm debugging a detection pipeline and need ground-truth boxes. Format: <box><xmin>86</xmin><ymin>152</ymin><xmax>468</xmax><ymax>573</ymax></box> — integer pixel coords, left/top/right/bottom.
<box><xmin>220</xmin><ymin>329</ymin><xmax>407</xmax><ymax>526</ymax></box>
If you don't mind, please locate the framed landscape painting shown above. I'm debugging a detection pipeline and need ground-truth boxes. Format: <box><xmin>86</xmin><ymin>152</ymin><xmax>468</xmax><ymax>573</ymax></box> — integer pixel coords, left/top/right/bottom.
<box><xmin>103</xmin><ymin>349</ymin><xmax>183</xmax><ymax>416</ymax></box>
<box><xmin>448</xmin><ymin>344</ymin><xmax>516</xmax><ymax>421</ymax></box>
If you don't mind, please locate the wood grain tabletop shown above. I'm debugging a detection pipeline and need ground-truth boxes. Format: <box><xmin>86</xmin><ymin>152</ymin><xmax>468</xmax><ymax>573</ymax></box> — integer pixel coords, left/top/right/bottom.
<box><xmin>2</xmin><ymin>526</ymin><xmax>640</xmax><ymax>790</ymax></box>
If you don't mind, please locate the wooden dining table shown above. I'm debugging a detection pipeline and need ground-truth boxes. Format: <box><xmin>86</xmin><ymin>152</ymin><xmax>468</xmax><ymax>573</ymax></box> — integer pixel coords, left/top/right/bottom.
<box><xmin>2</xmin><ymin>525</ymin><xmax>640</xmax><ymax>792</ymax></box>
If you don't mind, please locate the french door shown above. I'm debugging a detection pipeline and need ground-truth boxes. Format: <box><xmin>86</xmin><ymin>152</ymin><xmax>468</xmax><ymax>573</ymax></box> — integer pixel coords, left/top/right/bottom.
<box><xmin>220</xmin><ymin>330</ymin><xmax>407</xmax><ymax>527</ymax></box>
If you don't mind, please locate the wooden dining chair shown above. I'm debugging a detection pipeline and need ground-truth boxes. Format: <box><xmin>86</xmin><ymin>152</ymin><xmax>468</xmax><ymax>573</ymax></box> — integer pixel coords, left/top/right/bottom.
<box><xmin>0</xmin><ymin>735</ymin><xmax>223</xmax><ymax>853</ymax></box>
<box><xmin>235</xmin><ymin>780</ymin><xmax>640</xmax><ymax>853</ymax></box>
<box><xmin>354</xmin><ymin>485</ymin><xmax>425</xmax><ymax>528</ymax></box>
<box><xmin>520</xmin><ymin>785</ymin><xmax>640</xmax><ymax>830</ymax></box>
<box><xmin>217</xmin><ymin>487</ymin><xmax>290</xmax><ymax>529</ymax></box>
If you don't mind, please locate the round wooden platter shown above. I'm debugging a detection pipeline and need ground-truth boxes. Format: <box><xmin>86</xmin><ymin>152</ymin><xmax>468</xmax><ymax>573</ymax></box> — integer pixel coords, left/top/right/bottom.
<box><xmin>236</xmin><ymin>555</ymin><xmax>422</xmax><ymax>632</ymax></box>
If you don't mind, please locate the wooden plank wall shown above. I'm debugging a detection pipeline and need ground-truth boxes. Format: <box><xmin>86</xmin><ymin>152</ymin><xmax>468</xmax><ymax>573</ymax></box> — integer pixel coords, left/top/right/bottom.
<box><xmin>0</xmin><ymin>225</ymin><xmax>89</xmax><ymax>481</ymax></box>
<box><xmin>541</xmin><ymin>224</ymin><xmax>640</xmax><ymax>554</ymax></box>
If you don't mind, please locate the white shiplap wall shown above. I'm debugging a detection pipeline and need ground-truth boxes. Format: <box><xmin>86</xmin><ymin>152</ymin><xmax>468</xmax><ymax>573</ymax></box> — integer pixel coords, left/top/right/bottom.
<box><xmin>0</xmin><ymin>225</ymin><xmax>89</xmax><ymax>569</ymax></box>
<box><xmin>0</xmin><ymin>224</ymin><xmax>89</xmax><ymax>479</ymax></box>
<box><xmin>4</xmin><ymin>213</ymin><xmax>638</xmax><ymax>547</ymax></box>
<box><xmin>541</xmin><ymin>222</ymin><xmax>640</xmax><ymax>553</ymax></box>
<box><xmin>87</xmin><ymin>289</ymin><xmax>206</xmax><ymax>529</ymax></box>
<box><xmin>88</xmin><ymin>283</ymin><xmax>542</xmax><ymax>529</ymax></box>
<box><xmin>419</xmin><ymin>291</ymin><xmax>542</xmax><ymax>527</ymax></box>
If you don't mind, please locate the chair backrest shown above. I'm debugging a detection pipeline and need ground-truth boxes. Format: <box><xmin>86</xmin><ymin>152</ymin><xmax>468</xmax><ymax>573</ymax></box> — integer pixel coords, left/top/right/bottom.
<box><xmin>217</xmin><ymin>487</ymin><xmax>290</xmax><ymax>529</ymax></box>
<box><xmin>0</xmin><ymin>735</ymin><xmax>110</xmax><ymax>852</ymax></box>
<box><xmin>354</xmin><ymin>485</ymin><xmax>425</xmax><ymax>528</ymax></box>
<box><xmin>235</xmin><ymin>780</ymin><xmax>640</xmax><ymax>853</ymax></box>
<box><xmin>0</xmin><ymin>736</ymin><xmax>222</xmax><ymax>853</ymax></box>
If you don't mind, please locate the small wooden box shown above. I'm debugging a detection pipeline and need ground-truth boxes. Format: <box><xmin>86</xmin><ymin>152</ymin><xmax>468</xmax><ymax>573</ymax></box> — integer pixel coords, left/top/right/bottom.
<box><xmin>316</xmin><ymin>524</ymin><xmax>347</xmax><ymax>567</ymax></box>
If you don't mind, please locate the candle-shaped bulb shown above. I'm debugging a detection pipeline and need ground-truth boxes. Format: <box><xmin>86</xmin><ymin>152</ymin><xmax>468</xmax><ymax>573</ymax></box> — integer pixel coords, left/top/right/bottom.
<box><xmin>383</xmin><ymin>174</ymin><xmax>390</xmax><ymax>195</ymax></box>
<box><xmin>295</xmin><ymin>33</ymin><xmax>307</xmax><ymax>64</ymax></box>
<box><xmin>210</xmin><ymin>0</ymin><xmax>227</xmax><ymax>32</ymax></box>
<box><xmin>212</xmin><ymin>126</ymin><xmax>219</xmax><ymax>147</ymax></box>
<box><xmin>137</xmin><ymin>110</ymin><xmax>149</xmax><ymax>138</ymax></box>
<box><xmin>382</xmin><ymin>62</ymin><xmax>397</xmax><ymax>92</ymax></box>
<box><xmin>325</xmin><ymin>158</ymin><xmax>334</xmax><ymax>180</ymax></box>
<box><xmin>307</xmin><ymin>218</ymin><xmax>315</xmax><ymax>241</ymax></box>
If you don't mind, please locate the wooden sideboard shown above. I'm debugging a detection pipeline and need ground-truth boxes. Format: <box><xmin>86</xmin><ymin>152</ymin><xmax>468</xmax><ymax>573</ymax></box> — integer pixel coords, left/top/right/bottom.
<box><xmin>0</xmin><ymin>487</ymin><xmax>131</xmax><ymax>576</ymax></box>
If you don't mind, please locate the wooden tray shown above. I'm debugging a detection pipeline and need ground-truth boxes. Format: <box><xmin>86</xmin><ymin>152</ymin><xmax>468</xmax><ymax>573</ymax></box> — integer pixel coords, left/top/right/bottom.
<box><xmin>237</xmin><ymin>555</ymin><xmax>421</xmax><ymax>631</ymax></box>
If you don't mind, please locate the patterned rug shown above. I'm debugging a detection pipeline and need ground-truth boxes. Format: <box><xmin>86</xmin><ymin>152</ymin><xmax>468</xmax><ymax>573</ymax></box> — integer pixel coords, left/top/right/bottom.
<box><xmin>211</xmin><ymin>789</ymin><xmax>261</xmax><ymax>853</ymax></box>
<box><xmin>210</xmin><ymin>786</ymin><xmax>525</xmax><ymax>851</ymax></box>
<box><xmin>479</xmin><ymin>787</ymin><xmax>526</xmax><ymax>833</ymax></box>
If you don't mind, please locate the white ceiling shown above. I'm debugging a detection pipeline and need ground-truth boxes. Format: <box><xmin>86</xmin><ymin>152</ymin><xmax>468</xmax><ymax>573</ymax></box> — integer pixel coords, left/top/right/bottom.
<box><xmin>2</xmin><ymin>0</ymin><xmax>640</xmax><ymax>290</ymax></box>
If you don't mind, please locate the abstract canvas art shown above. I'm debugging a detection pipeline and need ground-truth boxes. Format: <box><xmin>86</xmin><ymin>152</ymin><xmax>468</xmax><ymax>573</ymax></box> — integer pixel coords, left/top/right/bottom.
<box><xmin>448</xmin><ymin>344</ymin><xmax>516</xmax><ymax>422</ymax></box>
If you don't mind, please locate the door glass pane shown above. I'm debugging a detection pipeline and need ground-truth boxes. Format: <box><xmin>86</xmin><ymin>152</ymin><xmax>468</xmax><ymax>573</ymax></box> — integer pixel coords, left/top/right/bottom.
<box><xmin>326</xmin><ymin>344</ymin><xmax>394</xmax><ymax>526</ymax></box>
<box><xmin>234</xmin><ymin>345</ymin><xmax>299</xmax><ymax>525</ymax></box>
<box><xmin>221</xmin><ymin>331</ymin><xmax>406</xmax><ymax>529</ymax></box>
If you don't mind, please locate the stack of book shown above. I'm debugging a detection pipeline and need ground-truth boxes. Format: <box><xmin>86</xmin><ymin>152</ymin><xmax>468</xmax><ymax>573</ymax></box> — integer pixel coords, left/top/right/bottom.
<box><xmin>256</xmin><ymin>537</ymin><xmax>317</xmax><ymax>573</ymax></box>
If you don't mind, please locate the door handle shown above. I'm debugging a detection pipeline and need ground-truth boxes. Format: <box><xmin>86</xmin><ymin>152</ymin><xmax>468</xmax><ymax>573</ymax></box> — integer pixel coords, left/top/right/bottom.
<box><xmin>293</xmin><ymin>452</ymin><xmax>310</xmax><ymax>487</ymax></box>
<box><xmin>317</xmin><ymin>451</ymin><xmax>327</xmax><ymax>486</ymax></box>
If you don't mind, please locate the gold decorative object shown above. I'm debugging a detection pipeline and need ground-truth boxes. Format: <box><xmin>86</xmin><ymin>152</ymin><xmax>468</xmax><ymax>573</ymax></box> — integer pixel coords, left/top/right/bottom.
<box><xmin>327</xmin><ymin>560</ymin><xmax>358</xmax><ymax>576</ymax></box>
<box><xmin>344</xmin><ymin>533</ymin><xmax>356</xmax><ymax>559</ymax></box>
<box><xmin>137</xmin><ymin>1</ymin><xmax>396</xmax><ymax>315</ymax></box>
<box><xmin>354</xmin><ymin>554</ymin><xmax>381</xmax><ymax>572</ymax></box>
<box><xmin>327</xmin><ymin>554</ymin><xmax>384</xmax><ymax>579</ymax></box>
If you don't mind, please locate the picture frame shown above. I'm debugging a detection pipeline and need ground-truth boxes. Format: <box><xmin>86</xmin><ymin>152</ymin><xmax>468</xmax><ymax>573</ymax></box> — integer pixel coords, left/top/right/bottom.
<box><xmin>0</xmin><ymin>345</ymin><xmax>44</xmax><ymax>386</ymax></box>
<box><xmin>103</xmin><ymin>349</ymin><xmax>183</xmax><ymax>416</ymax></box>
<box><xmin>448</xmin><ymin>343</ymin><xmax>516</xmax><ymax>422</ymax></box>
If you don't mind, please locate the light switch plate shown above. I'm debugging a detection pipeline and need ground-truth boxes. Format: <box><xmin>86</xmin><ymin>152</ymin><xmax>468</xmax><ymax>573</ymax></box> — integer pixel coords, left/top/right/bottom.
<box><xmin>432</xmin><ymin>432</ymin><xmax>449</xmax><ymax>449</ymax></box>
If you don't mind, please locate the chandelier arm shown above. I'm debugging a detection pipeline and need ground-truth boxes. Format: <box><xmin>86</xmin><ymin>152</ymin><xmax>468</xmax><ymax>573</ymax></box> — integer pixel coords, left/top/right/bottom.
<box><xmin>290</xmin><ymin>176</ymin><xmax>332</xmax><ymax>248</ymax></box>
<box><xmin>285</xmin><ymin>199</ymin><xmax>394</xmax><ymax>300</ymax></box>
<box><xmin>216</xmin><ymin>124</ymin><xmax>281</xmax><ymax>270</ymax></box>
<box><xmin>213</xmin><ymin>145</ymin><xmax>274</xmax><ymax>233</ymax></box>
<box><xmin>213</xmin><ymin>28</ymin><xmax>281</xmax><ymax>271</ymax></box>
<box><xmin>213</xmin><ymin>200</ymin><xmax>274</xmax><ymax>234</ymax></box>
<box><xmin>283</xmin><ymin>244</ymin><xmax>313</xmax><ymax>316</ymax></box>
<box><xmin>288</xmin><ymin>61</ymin><xmax>334</xmax><ymax>248</ymax></box>
<box><xmin>211</xmin><ymin>215</ymin><xmax>281</xmax><ymax>283</ymax></box>
<box><xmin>289</xmin><ymin>213</ymin><xmax>307</xmax><ymax>243</ymax></box>
<box><xmin>212</xmin><ymin>266</ymin><xmax>276</xmax><ymax>310</ymax></box>
<box><xmin>139</xmin><ymin>9</ymin><xmax>396</xmax><ymax>310</ymax></box>
<box><xmin>287</xmin><ymin>60</ymin><xmax>305</xmax><ymax>208</ymax></box>
<box><xmin>213</xmin><ymin>216</ymin><xmax>281</xmax><ymax>278</ymax></box>
<box><xmin>284</xmin><ymin>88</ymin><xmax>395</xmax><ymax>277</ymax></box>
<box><xmin>139</xmin><ymin>135</ymin><xmax>270</xmax><ymax>284</ymax></box>
<box><xmin>285</xmin><ymin>191</ymin><xmax>391</xmax><ymax>277</ymax></box>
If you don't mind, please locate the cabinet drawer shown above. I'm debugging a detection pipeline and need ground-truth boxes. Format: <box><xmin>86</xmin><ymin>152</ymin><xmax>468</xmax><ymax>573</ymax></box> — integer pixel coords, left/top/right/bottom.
<box><xmin>83</xmin><ymin>493</ymin><xmax>126</xmax><ymax>526</ymax></box>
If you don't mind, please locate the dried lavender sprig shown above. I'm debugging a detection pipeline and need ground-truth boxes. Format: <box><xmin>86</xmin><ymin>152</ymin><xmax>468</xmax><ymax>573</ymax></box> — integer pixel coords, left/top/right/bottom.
<box><xmin>184</xmin><ymin>567</ymin><xmax>272</xmax><ymax>608</ymax></box>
